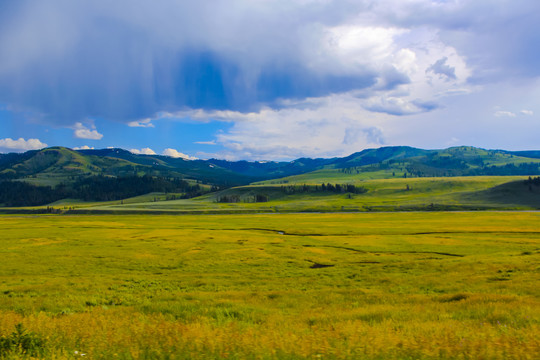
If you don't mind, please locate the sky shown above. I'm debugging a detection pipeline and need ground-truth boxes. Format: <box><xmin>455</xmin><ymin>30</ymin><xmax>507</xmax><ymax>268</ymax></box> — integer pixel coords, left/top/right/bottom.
<box><xmin>0</xmin><ymin>0</ymin><xmax>539</xmax><ymax>160</ymax></box>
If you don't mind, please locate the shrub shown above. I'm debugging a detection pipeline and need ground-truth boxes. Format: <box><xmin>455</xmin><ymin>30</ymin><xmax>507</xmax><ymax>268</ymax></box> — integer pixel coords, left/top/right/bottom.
<box><xmin>0</xmin><ymin>324</ymin><xmax>46</xmax><ymax>357</ymax></box>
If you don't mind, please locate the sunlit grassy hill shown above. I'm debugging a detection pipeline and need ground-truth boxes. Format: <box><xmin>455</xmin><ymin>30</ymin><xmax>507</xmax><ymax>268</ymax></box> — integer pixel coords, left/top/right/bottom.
<box><xmin>1</xmin><ymin>145</ymin><xmax>540</xmax><ymax>209</ymax></box>
<box><xmin>0</xmin><ymin>147</ymin><xmax>146</xmax><ymax>186</ymax></box>
<box><xmin>0</xmin><ymin>147</ymin><xmax>256</xmax><ymax>187</ymax></box>
<box><xmin>2</xmin><ymin>145</ymin><xmax>540</xmax><ymax>187</ymax></box>
<box><xmin>77</xmin><ymin>148</ymin><xmax>257</xmax><ymax>186</ymax></box>
<box><xmin>256</xmin><ymin>146</ymin><xmax>540</xmax><ymax>185</ymax></box>
<box><xmin>52</xmin><ymin>176</ymin><xmax>537</xmax><ymax>214</ymax></box>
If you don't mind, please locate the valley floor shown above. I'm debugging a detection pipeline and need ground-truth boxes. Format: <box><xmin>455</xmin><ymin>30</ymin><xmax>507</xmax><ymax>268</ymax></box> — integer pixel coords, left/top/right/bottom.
<box><xmin>0</xmin><ymin>212</ymin><xmax>538</xmax><ymax>359</ymax></box>
<box><xmin>21</xmin><ymin>175</ymin><xmax>540</xmax><ymax>214</ymax></box>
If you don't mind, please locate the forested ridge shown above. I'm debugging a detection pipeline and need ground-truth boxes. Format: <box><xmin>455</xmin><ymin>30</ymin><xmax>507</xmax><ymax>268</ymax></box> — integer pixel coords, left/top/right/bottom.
<box><xmin>0</xmin><ymin>175</ymin><xmax>206</xmax><ymax>206</ymax></box>
<box><xmin>2</xmin><ymin>146</ymin><xmax>540</xmax><ymax>207</ymax></box>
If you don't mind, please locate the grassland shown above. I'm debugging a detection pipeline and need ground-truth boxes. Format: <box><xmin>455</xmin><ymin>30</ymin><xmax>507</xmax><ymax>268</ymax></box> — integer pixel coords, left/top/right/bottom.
<box><xmin>2</xmin><ymin>170</ymin><xmax>538</xmax><ymax>214</ymax></box>
<box><xmin>45</xmin><ymin>176</ymin><xmax>536</xmax><ymax>214</ymax></box>
<box><xmin>0</xmin><ymin>212</ymin><xmax>538</xmax><ymax>359</ymax></box>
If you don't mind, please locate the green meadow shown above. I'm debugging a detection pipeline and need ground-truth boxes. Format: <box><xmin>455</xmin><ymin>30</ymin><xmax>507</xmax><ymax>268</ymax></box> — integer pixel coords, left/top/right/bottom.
<box><xmin>0</xmin><ymin>212</ymin><xmax>538</xmax><ymax>359</ymax></box>
<box><xmin>52</xmin><ymin>175</ymin><xmax>539</xmax><ymax>214</ymax></box>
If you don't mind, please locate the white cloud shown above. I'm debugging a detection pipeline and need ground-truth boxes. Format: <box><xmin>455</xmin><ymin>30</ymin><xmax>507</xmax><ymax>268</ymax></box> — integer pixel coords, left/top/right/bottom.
<box><xmin>130</xmin><ymin>147</ymin><xmax>156</xmax><ymax>155</ymax></box>
<box><xmin>494</xmin><ymin>111</ymin><xmax>516</xmax><ymax>117</ymax></box>
<box><xmin>72</xmin><ymin>145</ymin><xmax>94</xmax><ymax>150</ymax></box>
<box><xmin>128</xmin><ymin>118</ymin><xmax>154</xmax><ymax>128</ymax></box>
<box><xmin>315</xmin><ymin>25</ymin><xmax>407</xmax><ymax>76</ymax></box>
<box><xmin>186</xmin><ymin>94</ymin><xmax>393</xmax><ymax>160</ymax></box>
<box><xmin>162</xmin><ymin>148</ymin><xmax>198</xmax><ymax>160</ymax></box>
<box><xmin>521</xmin><ymin>110</ymin><xmax>534</xmax><ymax>116</ymax></box>
<box><xmin>0</xmin><ymin>137</ymin><xmax>48</xmax><ymax>151</ymax></box>
<box><xmin>73</xmin><ymin>122</ymin><xmax>103</xmax><ymax>140</ymax></box>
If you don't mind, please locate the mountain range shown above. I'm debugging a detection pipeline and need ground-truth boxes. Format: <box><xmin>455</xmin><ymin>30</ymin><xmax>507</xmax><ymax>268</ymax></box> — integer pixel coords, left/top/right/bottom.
<box><xmin>2</xmin><ymin>146</ymin><xmax>540</xmax><ymax>187</ymax></box>
<box><xmin>1</xmin><ymin>145</ymin><xmax>540</xmax><ymax>208</ymax></box>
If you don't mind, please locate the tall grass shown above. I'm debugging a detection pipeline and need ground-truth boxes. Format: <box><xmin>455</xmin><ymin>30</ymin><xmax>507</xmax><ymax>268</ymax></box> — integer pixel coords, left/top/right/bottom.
<box><xmin>0</xmin><ymin>212</ymin><xmax>538</xmax><ymax>359</ymax></box>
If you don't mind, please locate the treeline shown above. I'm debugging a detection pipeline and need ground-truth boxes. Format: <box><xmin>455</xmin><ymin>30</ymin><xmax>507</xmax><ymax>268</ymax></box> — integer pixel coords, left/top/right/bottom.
<box><xmin>281</xmin><ymin>183</ymin><xmax>367</xmax><ymax>194</ymax></box>
<box><xmin>217</xmin><ymin>194</ymin><xmax>269</xmax><ymax>203</ymax></box>
<box><xmin>0</xmin><ymin>181</ymin><xmax>68</xmax><ymax>207</ymax></box>
<box><xmin>72</xmin><ymin>175</ymin><xmax>202</xmax><ymax>201</ymax></box>
<box><xmin>405</xmin><ymin>162</ymin><xmax>540</xmax><ymax>178</ymax></box>
<box><xmin>524</xmin><ymin>176</ymin><xmax>540</xmax><ymax>186</ymax></box>
<box><xmin>0</xmin><ymin>175</ymin><xmax>205</xmax><ymax>206</ymax></box>
<box><xmin>216</xmin><ymin>183</ymin><xmax>367</xmax><ymax>203</ymax></box>
<box><xmin>337</xmin><ymin>161</ymin><xmax>540</xmax><ymax>178</ymax></box>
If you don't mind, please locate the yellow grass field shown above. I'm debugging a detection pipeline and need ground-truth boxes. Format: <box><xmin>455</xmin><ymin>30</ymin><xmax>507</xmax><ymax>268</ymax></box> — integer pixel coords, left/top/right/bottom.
<box><xmin>0</xmin><ymin>212</ymin><xmax>539</xmax><ymax>359</ymax></box>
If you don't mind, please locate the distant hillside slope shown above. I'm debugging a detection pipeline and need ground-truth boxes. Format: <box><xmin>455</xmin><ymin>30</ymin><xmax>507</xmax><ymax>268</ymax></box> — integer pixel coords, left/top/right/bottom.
<box><xmin>0</xmin><ymin>147</ymin><xmax>255</xmax><ymax>187</ymax></box>
<box><xmin>331</xmin><ymin>146</ymin><xmax>429</xmax><ymax>168</ymax></box>
<box><xmin>255</xmin><ymin>146</ymin><xmax>540</xmax><ymax>185</ymax></box>
<box><xmin>77</xmin><ymin>148</ymin><xmax>256</xmax><ymax>186</ymax></box>
<box><xmin>2</xmin><ymin>145</ymin><xmax>540</xmax><ymax>208</ymax></box>
<box><xmin>505</xmin><ymin>150</ymin><xmax>540</xmax><ymax>159</ymax></box>
<box><xmin>1</xmin><ymin>145</ymin><xmax>540</xmax><ymax>189</ymax></box>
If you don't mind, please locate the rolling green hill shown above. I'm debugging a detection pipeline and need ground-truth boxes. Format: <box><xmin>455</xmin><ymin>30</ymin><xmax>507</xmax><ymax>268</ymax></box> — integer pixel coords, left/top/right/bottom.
<box><xmin>2</xmin><ymin>145</ymin><xmax>540</xmax><ymax>187</ymax></box>
<box><xmin>0</xmin><ymin>147</ymin><xmax>141</xmax><ymax>185</ymax></box>
<box><xmin>49</xmin><ymin>176</ymin><xmax>537</xmax><ymax>214</ymax></box>
<box><xmin>76</xmin><ymin>148</ymin><xmax>258</xmax><ymax>186</ymax></box>
<box><xmin>255</xmin><ymin>146</ymin><xmax>540</xmax><ymax>185</ymax></box>
<box><xmin>0</xmin><ymin>147</ymin><xmax>254</xmax><ymax>187</ymax></box>
<box><xmin>1</xmin><ymin>145</ymin><xmax>540</xmax><ymax>208</ymax></box>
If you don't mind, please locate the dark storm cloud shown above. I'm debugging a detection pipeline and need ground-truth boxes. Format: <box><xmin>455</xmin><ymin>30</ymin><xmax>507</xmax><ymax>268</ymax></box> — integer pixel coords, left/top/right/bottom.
<box><xmin>0</xmin><ymin>0</ymin><xmax>538</xmax><ymax>128</ymax></box>
<box><xmin>0</xmin><ymin>0</ymin><xmax>386</xmax><ymax>125</ymax></box>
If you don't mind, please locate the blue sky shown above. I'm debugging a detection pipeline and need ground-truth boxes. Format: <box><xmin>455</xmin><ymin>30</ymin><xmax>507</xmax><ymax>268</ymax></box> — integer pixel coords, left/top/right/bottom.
<box><xmin>0</xmin><ymin>0</ymin><xmax>539</xmax><ymax>160</ymax></box>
